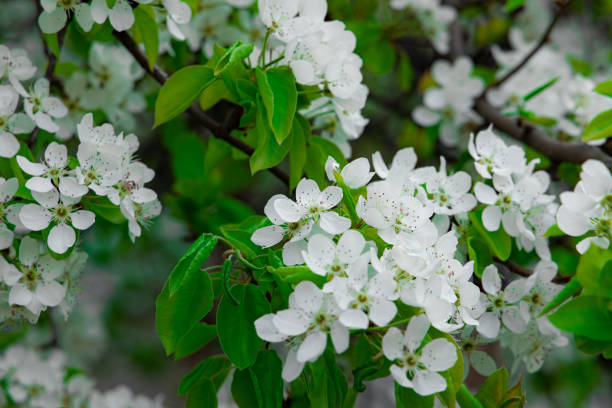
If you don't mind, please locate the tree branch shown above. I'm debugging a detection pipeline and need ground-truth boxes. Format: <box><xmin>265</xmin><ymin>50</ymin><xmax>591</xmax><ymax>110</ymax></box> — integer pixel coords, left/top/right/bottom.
<box><xmin>489</xmin><ymin>0</ymin><xmax>573</xmax><ymax>90</ymax></box>
<box><xmin>474</xmin><ymin>98</ymin><xmax>612</xmax><ymax>166</ymax></box>
<box><xmin>112</xmin><ymin>30</ymin><xmax>289</xmax><ymax>186</ymax></box>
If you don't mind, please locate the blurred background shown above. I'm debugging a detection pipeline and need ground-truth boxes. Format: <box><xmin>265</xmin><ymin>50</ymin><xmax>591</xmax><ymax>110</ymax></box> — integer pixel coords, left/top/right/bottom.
<box><xmin>2</xmin><ymin>0</ymin><xmax>612</xmax><ymax>406</ymax></box>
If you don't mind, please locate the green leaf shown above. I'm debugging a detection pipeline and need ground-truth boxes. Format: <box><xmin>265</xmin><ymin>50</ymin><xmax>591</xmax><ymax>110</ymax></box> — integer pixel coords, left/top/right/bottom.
<box><xmin>548</xmin><ymin>295</ymin><xmax>612</xmax><ymax>341</ymax></box>
<box><xmin>154</xmin><ymin>65</ymin><xmax>215</xmax><ymax>127</ymax></box>
<box><xmin>290</xmin><ymin>115</ymin><xmax>308</xmax><ymax>191</ymax></box>
<box><xmin>593</xmin><ymin>79</ymin><xmax>612</xmax><ymax>98</ymax></box>
<box><xmin>598</xmin><ymin>259</ymin><xmax>612</xmax><ymax>299</ymax></box>
<box><xmin>523</xmin><ymin>76</ymin><xmax>560</xmax><ymax>102</ymax></box>
<box><xmin>133</xmin><ymin>6</ymin><xmax>159</xmax><ymax>70</ymax></box>
<box><xmin>155</xmin><ymin>234</ymin><xmax>217</xmax><ymax>355</ymax></box>
<box><xmin>204</xmin><ymin>136</ymin><xmax>232</xmax><ymax>175</ymax></box>
<box><xmin>215</xmin><ymin>41</ymin><xmax>254</xmax><ymax>76</ymax></box>
<box><xmin>576</xmin><ymin>245</ymin><xmax>612</xmax><ymax>294</ymax></box>
<box><xmin>303</xmin><ymin>349</ymin><xmax>348</xmax><ymax>408</ymax></box>
<box><xmin>174</xmin><ymin>323</ymin><xmax>217</xmax><ymax>360</ymax></box>
<box><xmin>457</xmin><ymin>385</ymin><xmax>485</xmax><ymax>408</ymax></box>
<box><xmin>42</xmin><ymin>33</ymin><xmax>60</xmax><ymax>58</ymax></box>
<box><xmin>395</xmin><ymin>383</ymin><xmax>434</xmax><ymax>408</ymax></box>
<box><xmin>267</xmin><ymin>266</ymin><xmax>326</xmax><ymax>286</ymax></box>
<box><xmin>475</xmin><ymin>367</ymin><xmax>509</xmax><ymax>408</ymax></box>
<box><xmin>249</xmin><ymin>98</ymin><xmax>293</xmax><ymax>174</ymax></box>
<box><xmin>430</xmin><ymin>330</ymin><xmax>463</xmax><ymax>408</ymax></box>
<box><xmin>310</xmin><ymin>136</ymin><xmax>347</xmax><ymax>167</ymax></box>
<box><xmin>179</xmin><ymin>356</ymin><xmax>232</xmax><ymax>395</ymax></box>
<box><xmin>582</xmin><ymin>108</ymin><xmax>612</xmax><ymax>141</ymax></box>
<box><xmin>543</xmin><ymin>224</ymin><xmax>564</xmax><ymax>237</ymax></box>
<box><xmin>200</xmin><ymin>79</ymin><xmax>234</xmax><ymax>111</ymax></box>
<box><xmin>255</xmin><ymin>67</ymin><xmax>298</xmax><ymax>145</ymax></box>
<box><xmin>219</xmin><ymin>216</ymin><xmax>268</xmax><ymax>260</ymax></box>
<box><xmin>467</xmin><ymin>236</ymin><xmax>493</xmax><ymax>278</ymax></box>
<box><xmin>186</xmin><ymin>379</ymin><xmax>217</xmax><ymax>408</ymax></box>
<box><xmin>231</xmin><ymin>350</ymin><xmax>284</xmax><ymax>408</ymax></box>
<box><xmin>80</xmin><ymin>196</ymin><xmax>125</xmax><ymax>224</ymax></box>
<box><xmin>398</xmin><ymin>53</ymin><xmax>413</xmax><ymax>91</ymax></box>
<box><xmin>334</xmin><ymin>171</ymin><xmax>360</xmax><ymax>227</ymax></box>
<box><xmin>217</xmin><ymin>284</ymin><xmax>270</xmax><ymax>369</ymax></box>
<box><xmin>504</xmin><ymin>0</ymin><xmax>526</xmax><ymax>12</ymax></box>
<box><xmin>539</xmin><ymin>277</ymin><xmax>582</xmax><ymax>316</ymax></box>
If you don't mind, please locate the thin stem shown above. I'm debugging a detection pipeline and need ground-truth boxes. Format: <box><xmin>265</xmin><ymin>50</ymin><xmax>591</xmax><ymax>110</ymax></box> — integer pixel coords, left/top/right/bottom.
<box><xmin>488</xmin><ymin>0</ymin><xmax>573</xmax><ymax>90</ymax></box>
<box><xmin>259</xmin><ymin>31</ymin><xmax>271</xmax><ymax>68</ymax></box>
<box><xmin>214</xmin><ymin>235</ymin><xmax>265</xmax><ymax>271</ymax></box>
<box><xmin>364</xmin><ymin>318</ymin><xmax>411</xmax><ymax>332</ymax></box>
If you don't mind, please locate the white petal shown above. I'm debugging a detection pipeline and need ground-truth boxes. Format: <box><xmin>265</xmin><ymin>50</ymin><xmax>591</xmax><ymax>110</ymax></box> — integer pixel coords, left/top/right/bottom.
<box><xmin>318</xmin><ymin>186</ymin><xmax>343</xmax><ymax>209</ymax></box>
<box><xmin>482</xmin><ymin>205</ymin><xmax>502</xmax><ymax>231</ymax></box>
<box><xmin>412</xmin><ymin>370</ymin><xmax>447</xmax><ymax>396</ymax></box>
<box><xmin>404</xmin><ymin>314</ymin><xmax>429</xmax><ymax>353</ymax></box>
<box><xmin>16</xmin><ymin>155</ymin><xmax>47</xmax><ymax>176</ymax></box>
<box><xmin>297</xmin><ymin>330</ymin><xmax>327</xmax><ymax>362</ymax></box>
<box><xmin>482</xmin><ymin>265</ymin><xmax>501</xmax><ymax>295</ymax></box>
<box><xmin>319</xmin><ymin>211</ymin><xmax>351</xmax><ymax>235</ymax></box>
<box><xmin>274</xmin><ymin>198</ymin><xmax>302</xmax><ymax>222</ymax></box>
<box><xmin>282</xmin><ymin>349</ymin><xmax>305</xmax><ymax>382</ymax></box>
<box><xmin>330</xmin><ymin>321</ymin><xmax>349</xmax><ymax>353</ymax></box>
<box><xmin>296</xmin><ymin>179</ymin><xmax>321</xmax><ymax>207</ymax></box>
<box><xmin>41</xmin><ymin>96</ymin><xmax>67</xmax><ymax>118</ymax></box>
<box><xmin>91</xmin><ymin>0</ymin><xmax>110</xmax><ymax>23</ymax></box>
<box><xmin>368</xmin><ymin>298</ymin><xmax>397</xmax><ymax>327</ymax></box>
<box><xmin>19</xmin><ymin>204</ymin><xmax>51</xmax><ymax>231</ymax></box>
<box><xmin>421</xmin><ymin>338</ymin><xmax>457</xmax><ymax>371</ymax></box>
<box><xmin>44</xmin><ymin>142</ymin><xmax>67</xmax><ymax>168</ymax></box>
<box><xmin>19</xmin><ymin>236</ymin><xmax>39</xmax><ymax>266</ymax></box>
<box><xmin>292</xmin><ymin>281</ymin><xmax>323</xmax><ymax>313</ymax></box>
<box><xmin>109</xmin><ymin>0</ymin><xmax>135</xmax><ymax>31</ymax></box>
<box><xmin>254</xmin><ymin>314</ymin><xmax>287</xmax><ymax>342</ymax></box>
<box><xmin>382</xmin><ymin>327</ymin><xmax>404</xmax><ymax>360</ymax></box>
<box><xmin>70</xmin><ymin>210</ymin><xmax>95</xmax><ymax>230</ymax></box>
<box><xmin>339</xmin><ymin>309</ymin><xmax>368</xmax><ymax>329</ymax></box>
<box><xmin>9</xmin><ymin>285</ymin><xmax>32</xmax><ymax>306</ymax></box>
<box><xmin>32</xmin><ymin>189</ymin><xmax>60</xmax><ymax>208</ymax></box>
<box><xmin>341</xmin><ymin>158</ymin><xmax>373</xmax><ymax>189</ymax></box>
<box><xmin>251</xmin><ymin>225</ymin><xmax>285</xmax><ymax>248</ymax></box>
<box><xmin>477</xmin><ymin>312</ymin><xmax>500</xmax><ymax>339</ymax></box>
<box><xmin>74</xmin><ymin>3</ymin><xmax>94</xmax><ymax>32</ymax></box>
<box><xmin>0</xmin><ymin>132</ymin><xmax>19</xmax><ymax>158</ymax></box>
<box><xmin>474</xmin><ymin>182</ymin><xmax>497</xmax><ymax>205</ymax></box>
<box><xmin>48</xmin><ymin>224</ymin><xmax>76</xmax><ymax>254</ymax></box>
<box><xmin>335</xmin><ymin>230</ymin><xmax>365</xmax><ymax>264</ymax></box>
<box><xmin>273</xmin><ymin>309</ymin><xmax>309</xmax><ymax>336</ymax></box>
<box><xmin>305</xmin><ymin>234</ymin><xmax>335</xmax><ymax>268</ymax></box>
<box><xmin>35</xmin><ymin>281</ymin><xmax>66</xmax><ymax>307</ymax></box>
<box><xmin>390</xmin><ymin>365</ymin><xmax>412</xmax><ymax>388</ymax></box>
<box><xmin>501</xmin><ymin>307</ymin><xmax>527</xmax><ymax>333</ymax></box>
<box><xmin>38</xmin><ymin>9</ymin><xmax>67</xmax><ymax>34</ymax></box>
<box><xmin>25</xmin><ymin>177</ymin><xmax>54</xmax><ymax>193</ymax></box>
<box><xmin>58</xmin><ymin>177</ymin><xmax>88</xmax><ymax>198</ymax></box>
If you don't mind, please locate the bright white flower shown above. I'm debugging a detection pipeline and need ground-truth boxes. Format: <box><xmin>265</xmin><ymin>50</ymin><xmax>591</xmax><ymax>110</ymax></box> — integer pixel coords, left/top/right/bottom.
<box><xmin>357</xmin><ymin>180</ymin><xmax>437</xmax><ymax>249</ymax></box>
<box><xmin>512</xmin><ymin>260</ymin><xmax>562</xmax><ymax>321</ymax></box>
<box><xmin>91</xmin><ymin>0</ymin><xmax>137</xmax><ymax>32</ymax></box>
<box><xmin>325</xmin><ymin>156</ymin><xmax>374</xmax><ymax>189</ymax></box>
<box><xmin>325</xmin><ymin>54</ymin><xmax>363</xmax><ymax>99</ymax></box>
<box><xmin>468</xmin><ymin>126</ymin><xmax>526</xmax><ymax>179</ymax></box>
<box><xmin>382</xmin><ymin>314</ymin><xmax>457</xmax><ymax>395</ymax></box>
<box><xmin>163</xmin><ymin>0</ymin><xmax>193</xmax><ymax>41</ymax></box>
<box><xmin>121</xmin><ymin>199</ymin><xmax>162</xmax><ymax>242</ymax></box>
<box><xmin>254</xmin><ymin>281</ymin><xmax>349</xmax><ymax>381</ymax></box>
<box><xmin>19</xmin><ymin>189</ymin><xmax>95</xmax><ymax>254</ymax></box>
<box><xmin>413</xmin><ymin>57</ymin><xmax>483</xmax><ymax>146</ymax></box>
<box><xmin>75</xmin><ymin>141</ymin><xmax>125</xmax><ymax>196</ymax></box>
<box><xmin>0</xmin><ymin>178</ymin><xmax>18</xmax><ymax>250</ymax></box>
<box><xmin>109</xmin><ymin>161</ymin><xmax>157</xmax><ymax>207</ymax></box>
<box><xmin>422</xmin><ymin>157</ymin><xmax>476</xmax><ymax>215</ymax></box>
<box><xmin>251</xmin><ymin>178</ymin><xmax>350</xmax><ymax>255</ymax></box>
<box><xmin>0</xmin><ymin>85</ymin><xmax>34</xmax><ymax>158</ymax></box>
<box><xmin>17</xmin><ymin>142</ymin><xmax>87</xmax><ymax>198</ymax></box>
<box><xmin>476</xmin><ymin>265</ymin><xmax>527</xmax><ymax>339</ymax></box>
<box><xmin>23</xmin><ymin>78</ymin><xmax>68</xmax><ymax>133</ymax></box>
<box><xmin>557</xmin><ymin>159</ymin><xmax>612</xmax><ymax>253</ymax></box>
<box><xmin>258</xmin><ymin>0</ymin><xmax>327</xmax><ymax>43</ymax></box>
<box><xmin>4</xmin><ymin>237</ymin><xmax>66</xmax><ymax>316</ymax></box>
<box><xmin>38</xmin><ymin>0</ymin><xmax>94</xmax><ymax>34</ymax></box>
<box><xmin>0</xmin><ymin>45</ymin><xmax>37</xmax><ymax>95</ymax></box>
<box><xmin>302</xmin><ymin>230</ymin><xmax>367</xmax><ymax>279</ymax></box>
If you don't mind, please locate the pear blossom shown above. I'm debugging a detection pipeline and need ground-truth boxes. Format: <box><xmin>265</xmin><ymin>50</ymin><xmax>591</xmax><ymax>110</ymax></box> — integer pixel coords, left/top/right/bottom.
<box><xmin>422</xmin><ymin>157</ymin><xmax>476</xmax><ymax>216</ymax></box>
<box><xmin>301</xmin><ymin>230</ymin><xmax>367</xmax><ymax>280</ymax></box>
<box><xmin>38</xmin><ymin>0</ymin><xmax>94</xmax><ymax>34</ymax></box>
<box><xmin>0</xmin><ymin>45</ymin><xmax>37</xmax><ymax>95</ymax></box>
<box><xmin>476</xmin><ymin>265</ymin><xmax>528</xmax><ymax>339</ymax></box>
<box><xmin>382</xmin><ymin>314</ymin><xmax>457</xmax><ymax>395</ymax></box>
<box><xmin>512</xmin><ymin>260</ymin><xmax>562</xmax><ymax>321</ymax></box>
<box><xmin>4</xmin><ymin>237</ymin><xmax>67</xmax><ymax>316</ymax></box>
<box><xmin>0</xmin><ymin>178</ymin><xmax>18</xmax><ymax>250</ymax></box>
<box><xmin>121</xmin><ymin>199</ymin><xmax>162</xmax><ymax>242</ymax></box>
<box><xmin>258</xmin><ymin>0</ymin><xmax>327</xmax><ymax>43</ymax></box>
<box><xmin>17</xmin><ymin>142</ymin><xmax>87</xmax><ymax>198</ymax></box>
<box><xmin>163</xmin><ymin>0</ymin><xmax>193</xmax><ymax>41</ymax></box>
<box><xmin>23</xmin><ymin>78</ymin><xmax>68</xmax><ymax>133</ymax></box>
<box><xmin>0</xmin><ymin>85</ymin><xmax>34</xmax><ymax>158</ymax></box>
<box><xmin>557</xmin><ymin>159</ymin><xmax>612</xmax><ymax>253</ymax></box>
<box><xmin>325</xmin><ymin>156</ymin><xmax>374</xmax><ymax>189</ymax></box>
<box><xmin>109</xmin><ymin>161</ymin><xmax>158</xmax><ymax>207</ymax></box>
<box><xmin>468</xmin><ymin>126</ymin><xmax>526</xmax><ymax>179</ymax></box>
<box><xmin>460</xmin><ymin>326</ymin><xmax>497</xmax><ymax>378</ymax></box>
<box><xmin>508</xmin><ymin>320</ymin><xmax>567</xmax><ymax>373</ymax></box>
<box><xmin>91</xmin><ymin>0</ymin><xmax>138</xmax><ymax>32</ymax></box>
<box><xmin>19</xmin><ymin>189</ymin><xmax>95</xmax><ymax>254</ymax></box>
<box><xmin>254</xmin><ymin>281</ymin><xmax>349</xmax><ymax>381</ymax></box>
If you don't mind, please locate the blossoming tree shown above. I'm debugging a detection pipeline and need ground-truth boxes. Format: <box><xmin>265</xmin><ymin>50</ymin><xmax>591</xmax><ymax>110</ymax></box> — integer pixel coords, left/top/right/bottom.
<box><xmin>0</xmin><ymin>0</ymin><xmax>612</xmax><ymax>406</ymax></box>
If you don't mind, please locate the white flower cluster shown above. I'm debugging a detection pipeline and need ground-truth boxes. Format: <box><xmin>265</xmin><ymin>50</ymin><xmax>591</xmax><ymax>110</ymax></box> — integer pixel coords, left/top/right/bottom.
<box><xmin>257</xmin><ymin>0</ymin><xmax>369</xmax><ymax>156</ymax></box>
<box><xmin>412</xmin><ymin>57</ymin><xmax>484</xmax><ymax>147</ymax></box>
<box><xmin>250</xmin><ymin>146</ymin><xmax>568</xmax><ymax>392</ymax></box>
<box><xmin>0</xmin><ymin>345</ymin><xmax>164</xmax><ymax>408</ymax></box>
<box><xmin>557</xmin><ymin>159</ymin><xmax>612</xmax><ymax>254</ymax></box>
<box><xmin>389</xmin><ymin>0</ymin><xmax>457</xmax><ymax>54</ymax></box>
<box><xmin>38</xmin><ymin>0</ymin><xmax>192</xmax><ymax>40</ymax></box>
<box><xmin>488</xmin><ymin>28</ymin><xmax>612</xmax><ymax>143</ymax></box>
<box><xmin>470</xmin><ymin>126</ymin><xmax>557</xmax><ymax>260</ymax></box>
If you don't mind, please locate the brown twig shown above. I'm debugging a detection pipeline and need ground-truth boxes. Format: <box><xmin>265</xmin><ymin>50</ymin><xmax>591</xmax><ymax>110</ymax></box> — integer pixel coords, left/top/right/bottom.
<box><xmin>496</xmin><ymin>259</ymin><xmax>571</xmax><ymax>284</ymax></box>
<box><xmin>112</xmin><ymin>30</ymin><xmax>289</xmax><ymax>186</ymax></box>
<box><xmin>474</xmin><ymin>98</ymin><xmax>612</xmax><ymax>166</ymax></box>
<box><xmin>488</xmin><ymin>0</ymin><xmax>573</xmax><ymax>90</ymax></box>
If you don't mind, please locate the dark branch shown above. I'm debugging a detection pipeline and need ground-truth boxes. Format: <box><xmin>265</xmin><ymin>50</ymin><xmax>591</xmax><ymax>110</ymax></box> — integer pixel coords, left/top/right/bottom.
<box><xmin>112</xmin><ymin>30</ymin><xmax>289</xmax><ymax>186</ymax></box>
<box><xmin>488</xmin><ymin>0</ymin><xmax>572</xmax><ymax>90</ymax></box>
<box><xmin>474</xmin><ymin>98</ymin><xmax>612</xmax><ymax>166</ymax></box>
<box><xmin>496</xmin><ymin>259</ymin><xmax>571</xmax><ymax>284</ymax></box>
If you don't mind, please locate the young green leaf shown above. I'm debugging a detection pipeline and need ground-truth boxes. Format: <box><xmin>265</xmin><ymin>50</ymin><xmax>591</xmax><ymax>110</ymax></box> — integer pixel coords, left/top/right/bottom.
<box><xmin>231</xmin><ymin>350</ymin><xmax>284</xmax><ymax>408</ymax></box>
<box><xmin>154</xmin><ymin>65</ymin><xmax>215</xmax><ymax>128</ymax></box>
<box><xmin>155</xmin><ymin>234</ymin><xmax>217</xmax><ymax>355</ymax></box>
<box><xmin>456</xmin><ymin>385</ymin><xmax>485</xmax><ymax>408</ymax></box>
<box><xmin>475</xmin><ymin>367</ymin><xmax>509</xmax><ymax>408</ymax></box>
<box><xmin>133</xmin><ymin>6</ymin><xmax>159</xmax><ymax>70</ymax></box>
<box><xmin>255</xmin><ymin>67</ymin><xmax>298</xmax><ymax>145</ymax></box>
<box><xmin>174</xmin><ymin>323</ymin><xmax>217</xmax><ymax>360</ymax></box>
<box><xmin>523</xmin><ymin>77</ymin><xmax>560</xmax><ymax>102</ymax></box>
<box><xmin>179</xmin><ymin>356</ymin><xmax>232</xmax><ymax>395</ymax></box>
<box><xmin>215</xmin><ymin>41</ymin><xmax>254</xmax><ymax>76</ymax></box>
<box><xmin>217</xmin><ymin>284</ymin><xmax>271</xmax><ymax>369</ymax></box>
<box><xmin>548</xmin><ymin>295</ymin><xmax>612</xmax><ymax>341</ymax></box>
<box><xmin>504</xmin><ymin>0</ymin><xmax>526</xmax><ymax>12</ymax></box>
<box><xmin>539</xmin><ymin>277</ymin><xmax>582</xmax><ymax>316</ymax></box>
<box><xmin>593</xmin><ymin>79</ymin><xmax>612</xmax><ymax>98</ymax></box>
<box><xmin>249</xmin><ymin>98</ymin><xmax>293</xmax><ymax>174</ymax></box>
<box><xmin>266</xmin><ymin>266</ymin><xmax>326</xmax><ymax>286</ymax></box>
<box><xmin>289</xmin><ymin>115</ymin><xmax>308</xmax><ymax>191</ymax></box>
<box><xmin>80</xmin><ymin>196</ymin><xmax>126</xmax><ymax>224</ymax></box>
<box><xmin>582</xmin><ymin>108</ymin><xmax>612</xmax><ymax>141</ymax></box>
<box><xmin>395</xmin><ymin>383</ymin><xmax>434</xmax><ymax>408</ymax></box>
